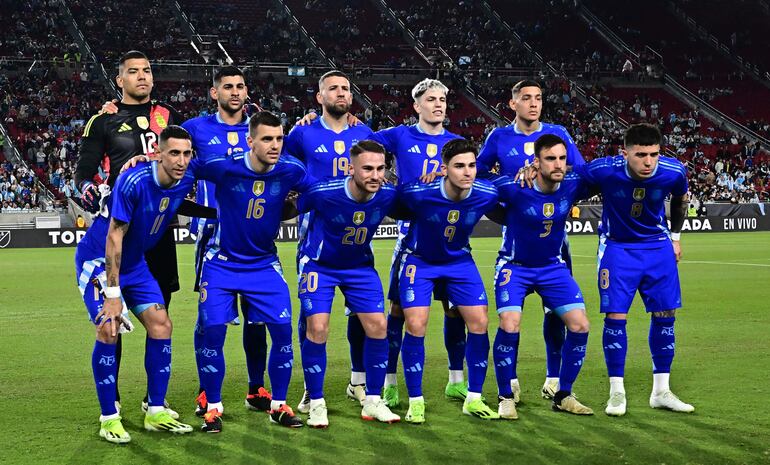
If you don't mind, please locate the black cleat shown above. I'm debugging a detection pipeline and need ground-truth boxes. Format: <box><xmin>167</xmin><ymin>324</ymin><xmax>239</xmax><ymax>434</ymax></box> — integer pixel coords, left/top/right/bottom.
<box><xmin>269</xmin><ymin>404</ymin><xmax>304</xmax><ymax>428</ymax></box>
<box><xmin>201</xmin><ymin>409</ymin><xmax>222</xmax><ymax>433</ymax></box>
<box><xmin>245</xmin><ymin>387</ymin><xmax>272</xmax><ymax>412</ymax></box>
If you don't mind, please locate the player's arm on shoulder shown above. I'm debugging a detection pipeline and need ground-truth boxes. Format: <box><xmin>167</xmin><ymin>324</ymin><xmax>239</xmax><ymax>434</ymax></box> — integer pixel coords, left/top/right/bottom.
<box><xmin>178</xmin><ymin>199</ymin><xmax>217</xmax><ymax>219</ymax></box>
<box><xmin>100</xmin><ymin>217</ymin><xmax>129</xmax><ymax>337</ymax></box>
<box><xmin>669</xmin><ymin>191</ymin><xmax>688</xmax><ymax>261</ymax></box>
<box><xmin>485</xmin><ymin>203</ymin><xmax>506</xmax><ymax>225</ymax></box>
<box><xmin>476</xmin><ymin>129</ymin><xmax>499</xmax><ymax>177</ymax></box>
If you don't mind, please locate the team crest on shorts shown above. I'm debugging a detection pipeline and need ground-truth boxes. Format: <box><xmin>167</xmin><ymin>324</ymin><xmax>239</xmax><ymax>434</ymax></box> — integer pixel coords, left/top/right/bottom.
<box><xmin>500</xmin><ymin>290</ymin><xmax>509</xmax><ymax>302</ymax></box>
<box><xmin>447</xmin><ymin>210</ymin><xmax>460</xmax><ymax>224</ymax></box>
<box><xmin>524</xmin><ymin>142</ymin><xmax>535</xmax><ymax>156</ymax></box>
<box><xmin>334</xmin><ymin>140</ymin><xmax>346</xmax><ymax>155</ymax></box>
<box><xmin>252</xmin><ymin>181</ymin><xmax>265</xmax><ymax>196</ymax></box>
<box><xmin>405</xmin><ymin>288</ymin><xmax>415</xmax><ymax>303</ymax></box>
<box><xmin>633</xmin><ymin>188</ymin><xmax>646</xmax><ymax>201</ymax></box>
<box><xmin>302</xmin><ymin>298</ymin><xmax>313</xmax><ymax>310</ymax></box>
<box><xmin>136</xmin><ymin>116</ymin><xmax>149</xmax><ymax>130</ymax></box>
<box><xmin>159</xmin><ymin>197</ymin><xmax>169</xmax><ymax>212</ymax></box>
<box><xmin>426</xmin><ymin>143</ymin><xmax>438</xmax><ymax>158</ymax></box>
<box><xmin>542</xmin><ymin>203</ymin><xmax>555</xmax><ymax>218</ymax></box>
<box><xmin>353</xmin><ymin>211</ymin><xmax>365</xmax><ymax>225</ymax></box>
<box><xmin>227</xmin><ymin>131</ymin><xmax>239</xmax><ymax>146</ymax></box>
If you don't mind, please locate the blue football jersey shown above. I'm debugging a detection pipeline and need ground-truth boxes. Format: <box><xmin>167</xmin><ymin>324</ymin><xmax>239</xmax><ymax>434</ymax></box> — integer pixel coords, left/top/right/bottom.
<box><xmin>77</xmin><ymin>162</ymin><xmax>196</xmax><ymax>270</ymax></box>
<box><xmin>399</xmin><ymin>179</ymin><xmax>498</xmax><ymax>263</ymax></box>
<box><xmin>574</xmin><ymin>155</ymin><xmax>688</xmax><ymax>246</ymax></box>
<box><xmin>477</xmin><ymin>122</ymin><xmax>584</xmax><ymax>176</ymax></box>
<box><xmin>191</xmin><ymin>153</ymin><xmax>312</xmax><ymax>264</ymax></box>
<box><xmin>283</xmin><ymin>117</ymin><xmax>373</xmax><ymax>179</ymax></box>
<box><xmin>181</xmin><ymin>113</ymin><xmax>250</xmax><ymax>237</ymax></box>
<box><xmin>298</xmin><ymin>177</ymin><xmax>398</xmax><ymax>269</ymax></box>
<box><xmin>369</xmin><ymin>124</ymin><xmax>462</xmax><ymax>183</ymax></box>
<box><xmin>495</xmin><ymin>174</ymin><xmax>590</xmax><ymax>267</ymax></box>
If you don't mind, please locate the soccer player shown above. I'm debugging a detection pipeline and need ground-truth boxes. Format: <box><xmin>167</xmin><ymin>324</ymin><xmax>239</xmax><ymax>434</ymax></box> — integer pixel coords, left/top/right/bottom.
<box><xmin>282</xmin><ymin>70</ymin><xmax>375</xmax><ymax>412</ymax></box>
<box><xmin>573</xmin><ymin>123</ymin><xmax>693</xmax><ymax>416</ymax></box>
<box><xmin>181</xmin><ymin>66</ymin><xmax>271</xmax><ymax>416</ymax></box>
<box><xmin>193</xmin><ymin>111</ymin><xmax>310</xmax><ymax>431</ymax></box>
<box><xmin>297</xmin><ymin>140</ymin><xmax>401</xmax><ymax>427</ymax></box>
<box><xmin>491</xmin><ymin>134</ymin><xmax>594</xmax><ymax>420</ymax></box>
<box><xmin>75</xmin><ymin>126</ymin><xmax>196</xmax><ymax>443</ymax></box>
<box><xmin>397</xmin><ymin>139</ymin><xmax>500</xmax><ymax>423</ymax></box>
<box><xmin>477</xmin><ymin>79</ymin><xmax>585</xmax><ymax>400</ymax></box>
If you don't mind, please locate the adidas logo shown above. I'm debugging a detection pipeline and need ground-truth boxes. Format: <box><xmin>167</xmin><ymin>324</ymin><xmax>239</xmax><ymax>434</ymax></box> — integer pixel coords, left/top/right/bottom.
<box><xmin>159</xmin><ymin>365</ymin><xmax>170</xmax><ymax>373</ymax></box>
<box><xmin>507</xmin><ymin>148</ymin><xmax>518</xmax><ymax>157</ymax></box>
<box><xmin>478</xmin><ymin>292</ymin><xmax>486</xmax><ymax>300</ymax></box>
<box><xmin>663</xmin><ymin>343</ymin><xmax>676</xmax><ymax>350</ymax></box>
<box><xmin>304</xmin><ymin>364</ymin><xmax>322</xmax><ymax>374</ymax></box>
<box><xmin>200</xmin><ymin>365</ymin><xmax>219</xmax><ymax>373</ymax></box>
<box><xmin>208</xmin><ymin>136</ymin><xmax>222</xmax><ymax>145</ymax></box>
<box><xmin>408</xmin><ymin>145</ymin><xmax>421</xmax><ymax>154</ymax></box>
<box><xmin>231</xmin><ymin>183</ymin><xmax>246</xmax><ymax>192</ymax></box>
<box><xmin>118</xmin><ymin>123</ymin><xmax>132</xmax><ymax>133</ymax></box>
<box><xmin>405</xmin><ymin>363</ymin><xmax>422</xmax><ymax>373</ymax></box>
<box><xmin>332</xmin><ymin>214</ymin><xmax>346</xmax><ymax>224</ymax></box>
<box><xmin>474</xmin><ymin>361</ymin><xmax>488</xmax><ymax>368</ymax></box>
<box><xmin>604</xmin><ymin>343</ymin><xmax>623</xmax><ymax>350</ymax></box>
<box><xmin>372</xmin><ymin>362</ymin><xmax>388</xmax><ymax>369</ymax></box>
<box><xmin>496</xmin><ymin>357</ymin><xmax>513</xmax><ymax>367</ymax></box>
<box><xmin>279</xmin><ymin>361</ymin><xmax>293</xmax><ymax>369</ymax></box>
<box><xmin>574</xmin><ymin>359</ymin><xmax>584</xmax><ymax>366</ymax></box>
<box><xmin>98</xmin><ymin>375</ymin><xmax>116</xmax><ymax>385</ymax></box>
<box><xmin>314</xmin><ymin>144</ymin><xmax>328</xmax><ymax>153</ymax></box>
<box><xmin>279</xmin><ymin>309</ymin><xmax>290</xmax><ymax>319</ymax></box>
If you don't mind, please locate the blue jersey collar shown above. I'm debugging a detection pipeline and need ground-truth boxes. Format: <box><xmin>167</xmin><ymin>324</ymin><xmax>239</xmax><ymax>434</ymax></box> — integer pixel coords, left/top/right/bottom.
<box><xmin>319</xmin><ymin>115</ymin><xmax>349</xmax><ymax>133</ymax></box>
<box><xmin>623</xmin><ymin>159</ymin><xmax>659</xmax><ymax>180</ymax></box>
<box><xmin>215</xmin><ymin>112</ymin><xmax>249</xmax><ymax>126</ymax></box>
<box><xmin>533</xmin><ymin>178</ymin><xmax>560</xmax><ymax>193</ymax></box>
<box><xmin>512</xmin><ymin>121</ymin><xmax>543</xmax><ymax>135</ymax></box>
<box><xmin>414</xmin><ymin>123</ymin><xmax>445</xmax><ymax>136</ymax></box>
<box><xmin>152</xmin><ymin>161</ymin><xmax>180</xmax><ymax>188</ymax></box>
<box><xmin>440</xmin><ymin>178</ymin><xmax>472</xmax><ymax>201</ymax></box>
<box><xmin>244</xmin><ymin>152</ymin><xmax>276</xmax><ymax>174</ymax></box>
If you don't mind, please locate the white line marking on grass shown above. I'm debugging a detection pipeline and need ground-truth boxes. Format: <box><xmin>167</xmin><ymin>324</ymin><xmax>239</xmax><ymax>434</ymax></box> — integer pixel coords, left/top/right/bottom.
<box><xmin>679</xmin><ymin>260</ymin><xmax>770</xmax><ymax>268</ymax></box>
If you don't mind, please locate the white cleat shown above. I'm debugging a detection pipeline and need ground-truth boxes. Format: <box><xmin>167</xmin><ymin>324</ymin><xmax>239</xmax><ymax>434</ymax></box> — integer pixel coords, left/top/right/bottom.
<box><xmin>306</xmin><ymin>399</ymin><xmax>329</xmax><ymax>428</ymax></box>
<box><xmin>497</xmin><ymin>396</ymin><xmax>518</xmax><ymax>420</ymax></box>
<box><xmin>361</xmin><ymin>399</ymin><xmax>401</xmax><ymax>423</ymax></box>
<box><xmin>605</xmin><ymin>392</ymin><xmax>627</xmax><ymax>416</ymax></box>
<box><xmin>297</xmin><ymin>389</ymin><xmax>311</xmax><ymax>414</ymax></box>
<box><xmin>649</xmin><ymin>391</ymin><xmax>694</xmax><ymax>413</ymax></box>
<box><xmin>141</xmin><ymin>399</ymin><xmax>180</xmax><ymax>420</ymax></box>
<box><xmin>510</xmin><ymin>379</ymin><xmax>521</xmax><ymax>404</ymax></box>
<box><xmin>542</xmin><ymin>378</ymin><xmax>559</xmax><ymax>399</ymax></box>
<box><xmin>346</xmin><ymin>383</ymin><xmax>366</xmax><ymax>406</ymax></box>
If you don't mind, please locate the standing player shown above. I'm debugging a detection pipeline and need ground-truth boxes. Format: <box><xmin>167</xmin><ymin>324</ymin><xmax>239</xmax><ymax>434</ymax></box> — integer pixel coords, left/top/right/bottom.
<box><xmin>477</xmin><ymin>80</ymin><xmax>585</xmax><ymax>400</ymax></box>
<box><xmin>397</xmin><ymin>139</ymin><xmax>500</xmax><ymax>423</ymax></box>
<box><xmin>194</xmin><ymin>112</ymin><xmax>310</xmax><ymax>432</ymax></box>
<box><xmin>75</xmin><ymin>126</ymin><xmax>196</xmax><ymax>443</ymax></box>
<box><xmin>282</xmin><ymin>70</ymin><xmax>375</xmax><ymax>411</ymax></box>
<box><xmin>491</xmin><ymin>134</ymin><xmax>594</xmax><ymax>420</ymax></box>
<box><xmin>181</xmin><ymin>66</ymin><xmax>271</xmax><ymax>415</ymax></box>
<box><xmin>573</xmin><ymin>123</ymin><xmax>693</xmax><ymax>416</ymax></box>
<box><xmin>297</xmin><ymin>141</ymin><xmax>401</xmax><ymax>427</ymax></box>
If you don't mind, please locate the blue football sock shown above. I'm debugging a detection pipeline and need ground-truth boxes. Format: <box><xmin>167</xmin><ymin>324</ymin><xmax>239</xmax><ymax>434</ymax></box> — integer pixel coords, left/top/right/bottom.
<box><xmin>297</xmin><ymin>308</ymin><xmax>307</xmax><ymax>347</ymax></box>
<box><xmin>444</xmin><ymin>313</ymin><xmax>467</xmax><ymax>371</ymax></box>
<box><xmin>193</xmin><ymin>319</ymin><xmax>204</xmax><ymax>392</ymax></box>
<box><xmin>92</xmin><ymin>340</ymin><xmax>118</xmax><ymax>416</ymax></box>
<box><xmin>466</xmin><ymin>332</ymin><xmax>490</xmax><ymax>394</ymax></box>
<box><xmin>603</xmin><ymin>318</ymin><xmax>628</xmax><ymax>378</ymax></box>
<box><xmin>559</xmin><ymin>330</ymin><xmax>588</xmax><ymax>393</ymax></box>
<box><xmin>145</xmin><ymin>337</ymin><xmax>172</xmax><ymax>407</ymax></box>
<box><xmin>301</xmin><ymin>338</ymin><xmax>327</xmax><ymax>400</ymax></box>
<box><xmin>401</xmin><ymin>332</ymin><xmax>425</xmax><ymax>398</ymax></box>
<box><xmin>267</xmin><ymin>323</ymin><xmax>293</xmax><ymax>401</ymax></box>
<box><xmin>386</xmin><ymin>314</ymin><xmax>404</xmax><ymax>374</ymax></box>
<box><xmin>493</xmin><ymin>328</ymin><xmax>519</xmax><ymax>397</ymax></box>
<box><xmin>244</xmin><ymin>323</ymin><xmax>267</xmax><ymax>391</ymax></box>
<box><xmin>347</xmin><ymin>315</ymin><xmax>366</xmax><ymax>375</ymax></box>
<box><xmin>364</xmin><ymin>336</ymin><xmax>388</xmax><ymax>396</ymax></box>
<box><xmin>649</xmin><ymin>317</ymin><xmax>676</xmax><ymax>374</ymax></box>
<box><xmin>543</xmin><ymin>311</ymin><xmax>566</xmax><ymax>378</ymax></box>
<box><xmin>199</xmin><ymin>324</ymin><xmax>227</xmax><ymax>404</ymax></box>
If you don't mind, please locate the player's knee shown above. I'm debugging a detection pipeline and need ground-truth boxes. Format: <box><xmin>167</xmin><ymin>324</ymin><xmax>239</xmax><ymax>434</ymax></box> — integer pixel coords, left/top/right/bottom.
<box><xmin>404</xmin><ymin>319</ymin><xmax>427</xmax><ymax>337</ymax></box>
<box><xmin>363</xmin><ymin>317</ymin><xmax>387</xmax><ymax>339</ymax></box>
<box><xmin>148</xmin><ymin>315</ymin><xmax>173</xmax><ymax>339</ymax></box>
<box><xmin>306</xmin><ymin>319</ymin><xmax>329</xmax><ymax>343</ymax></box>
<box><xmin>606</xmin><ymin>312</ymin><xmax>627</xmax><ymax>321</ymax></box>
<box><xmin>498</xmin><ymin>313</ymin><xmax>520</xmax><ymax>333</ymax></box>
<box><xmin>95</xmin><ymin>326</ymin><xmax>118</xmax><ymax>344</ymax></box>
<box><xmin>566</xmin><ymin>318</ymin><xmax>590</xmax><ymax>333</ymax></box>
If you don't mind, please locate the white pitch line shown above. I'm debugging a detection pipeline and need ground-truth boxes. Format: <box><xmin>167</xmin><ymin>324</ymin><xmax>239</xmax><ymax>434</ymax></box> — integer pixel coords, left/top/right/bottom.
<box><xmin>679</xmin><ymin>260</ymin><xmax>770</xmax><ymax>268</ymax></box>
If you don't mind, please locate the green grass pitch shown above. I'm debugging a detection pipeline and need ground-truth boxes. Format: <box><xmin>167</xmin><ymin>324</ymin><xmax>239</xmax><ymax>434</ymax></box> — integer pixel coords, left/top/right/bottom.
<box><xmin>1</xmin><ymin>232</ymin><xmax>769</xmax><ymax>465</ymax></box>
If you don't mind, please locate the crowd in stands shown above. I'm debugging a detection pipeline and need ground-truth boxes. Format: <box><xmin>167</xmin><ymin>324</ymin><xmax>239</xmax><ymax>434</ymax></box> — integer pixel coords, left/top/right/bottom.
<box><xmin>0</xmin><ymin>160</ymin><xmax>43</xmax><ymax>211</ymax></box>
<box><xmin>0</xmin><ymin>0</ymin><xmax>75</xmax><ymax>60</ymax></box>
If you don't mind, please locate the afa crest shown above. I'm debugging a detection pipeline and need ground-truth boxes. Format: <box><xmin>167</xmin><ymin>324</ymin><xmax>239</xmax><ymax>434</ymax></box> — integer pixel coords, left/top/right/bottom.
<box><xmin>353</xmin><ymin>211</ymin><xmax>365</xmax><ymax>225</ymax></box>
<box><xmin>426</xmin><ymin>143</ymin><xmax>438</xmax><ymax>158</ymax></box>
<box><xmin>633</xmin><ymin>188</ymin><xmax>646</xmax><ymax>201</ymax></box>
<box><xmin>542</xmin><ymin>202</ymin><xmax>554</xmax><ymax>218</ymax></box>
<box><xmin>447</xmin><ymin>210</ymin><xmax>460</xmax><ymax>224</ymax></box>
<box><xmin>334</xmin><ymin>140</ymin><xmax>346</xmax><ymax>155</ymax></box>
<box><xmin>159</xmin><ymin>197</ymin><xmax>170</xmax><ymax>212</ymax></box>
<box><xmin>136</xmin><ymin>116</ymin><xmax>149</xmax><ymax>130</ymax></box>
<box><xmin>154</xmin><ymin>112</ymin><xmax>167</xmax><ymax>129</ymax></box>
<box><xmin>227</xmin><ymin>131</ymin><xmax>239</xmax><ymax>146</ymax></box>
<box><xmin>252</xmin><ymin>181</ymin><xmax>265</xmax><ymax>196</ymax></box>
<box><xmin>524</xmin><ymin>142</ymin><xmax>535</xmax><ymax>156</ymax></box>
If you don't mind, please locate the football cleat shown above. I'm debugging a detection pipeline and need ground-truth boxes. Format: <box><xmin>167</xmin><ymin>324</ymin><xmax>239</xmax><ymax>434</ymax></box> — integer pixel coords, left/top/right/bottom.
<box><xmin>382</xmin><ymin>384</ymin><xmax>400</xmax><ymax>408</ymax></box>
<box><xmin>195</xmin><ymin>391</ymin><xmax>208</xmax><ymax>417</ymax></box>
<box><xmin>144</xmin><ymin>410</ymin><xmax>193</xmax><ymax>433</ymax></box>
<box><xmin>445</xmin><ymin>381</ymin><xmax>468</xmax><ymax>401</ymax></box>
<box><xmin>553</xmin><ymin>394</ymin><xmax>594</xmax><ymax>415</ymax></box>
<box><xmin>498</xmin><ymin>396</ymin><xmax>518</xmax><ymax>420</ymax></box>
<box><xmin>201</xmin><ymin>409</ymin><xmax>223</xmax><ymax>433</ymax></box>
<box><xmin>99</xmin><ymin>417</ymin><xmax>131</xmax><ymax>444</ymax></box>
<box><xmin>649</xmin><ymin>391</ymin><xmax>694</xmax><ymax>413</ymax></box>
<box><xmin>542</xmin><ymin>378</ymin><xmax>559</xmax><ymax>399</ymax></box>
<box><xmin>404</xmin><ymin>399</ymin><xmax>426</xmax><ymax>424</ymax></box>
<box><xmin>245</xmin><ymin>387</ymin><xmax>272</xmax><ymax>412</ymax></box>
<box><xmin>605</xmin><ymin>392</ymin><xmax>627</xmax><ymax>416</ymax></box>
<box><xmin>463</xmin><ymin>398</ymin><xmax>500</xmax><ymax>420</ymax></box>
<box><xmin>361</xmin><ymin>399</ymin><xmax>400</xmax><ymax>423</ymax></box>
<box><xmin>142</xmin><ymin>399</ymin><xmax>179</xmax><ymax>420</ymax></box>
<box><xmin>269</xmin><ymin>404</ymin><xmax>304</xmax><ymax>428</ymax></box>
<box><xmin>297</xmin><ymin>389</ymin><xmax>311</xmax><ymax>414</ymax></box>
<box><xmin>346</xmin><ymin>383</ymin><xmax>366</xmax><ymax>405</ymax></box>
<box><xmin>306</xmin><ymin>399</ymin><xmax>329</xmax><ymax>428</ymax></box>
<box><xmin>510</xmin><ymin>379</ymin><xmax>521</xmax><ymax>404</ymax></box>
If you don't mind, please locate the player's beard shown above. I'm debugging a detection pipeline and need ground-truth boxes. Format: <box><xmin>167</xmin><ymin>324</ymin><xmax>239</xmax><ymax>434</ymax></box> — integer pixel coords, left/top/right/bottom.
<box><xmin>219</xmin><ymin>99</ymin><xmax>245</xmax><ymax>117</ymax></box>
<box><xmin>125</xmin><ymin>87</ymin><xmax>151</xmax><ymax>103</ymax></box>
<box><xmin>324</xmin><ymin>101</ymin><xmax>350</xmax><ymax>118</ymax></box>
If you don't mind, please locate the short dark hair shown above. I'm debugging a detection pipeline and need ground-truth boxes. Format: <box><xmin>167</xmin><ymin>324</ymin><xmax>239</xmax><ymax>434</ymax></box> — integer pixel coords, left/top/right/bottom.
<box><xmin>350</xmin><ymin>140</ymin><xmax>386</xmax><ymax>157</ymax></box>
<box><xmin>441</xmin><ymin>138</ymin><xmax>477</xmax><ymax>163</ymax></box>
<box><xmin>318</xmin><ymin>70</ymin><xmax>349</xmax><ymax>90</ymax></box>
<box><xmin>159</xmin><ymin>125</ymin><xmax>191</xmax><ymax>147</ymax></box>
<box><xmin>118</xmin><ymin>50</ymin><xmax>149</xmax><ymax>70</ymax></box>
<box><xmin>534</xmin><ymin>134</ymin><xmax>567</xmax><ymax>158</ymax></box>
<box><xmin>624</xmin><ymin>123</ymin><xmax>662</xmax><ymax>147</ymax></box>
<box><xmin>511</xmin><ymin>79</ymin><xmax>541</xmax><ymax>99</ymax></box>
<box><xmin>248</xmin><ymin>111</ymin><xmax>282</xmax><ymax>136</ymax></box>
<box><xmin>213</xmin><ymin>65</ymin><xmax>244</xmax><ymax>87</ymax></box>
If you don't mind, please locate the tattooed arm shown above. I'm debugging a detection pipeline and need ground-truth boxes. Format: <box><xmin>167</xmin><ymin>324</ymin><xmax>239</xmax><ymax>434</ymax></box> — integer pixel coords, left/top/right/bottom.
<box><xmin>96</xmin><ymin>218</ymin><xmax>129</xmax><ymax>336</ymax></box>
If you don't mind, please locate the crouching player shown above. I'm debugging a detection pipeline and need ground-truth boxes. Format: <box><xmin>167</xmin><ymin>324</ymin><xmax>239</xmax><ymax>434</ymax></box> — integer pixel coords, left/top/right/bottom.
<box><xmin>297</xmin><ymin>140</ymin><xmax>401</xmax><ymax>427</ymax></box>
<box><xmin>491</xmin><ymin>134</ymin><xmax>594</xmax><ymax>420</ymax></box>
<box><xmin>75</xmin><ymin>126</ymin><xmax>196</xmax><ymax>443</ymax></box>
<box><xmin>397</xmin><ymin>139</ymin><xmax>500</xmax><ymax>423</ymax></box>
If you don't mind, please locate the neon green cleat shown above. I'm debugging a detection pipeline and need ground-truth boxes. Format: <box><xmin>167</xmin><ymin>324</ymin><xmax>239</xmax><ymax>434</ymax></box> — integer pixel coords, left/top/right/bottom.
<box><xmin>462</xmin><ymin>398</ymin><xmax>500</xmax><ymax>420</ymax></box>
<box><xmin>444</xmin><ymin>382</ymin><xmax>468</xmax><ymax>401</ymax></box>
<box><xmin>383</xmin><ymin>384</ymin><xmax>400</xmax><ymax>408</ymax></box>
<box><xmin>404</xmin><ymin>399</ymin><xmax>425</xmax><ymax>424</ymax></box>
<box><xmin>99</xmin><ymin>417</ymin><xmax>131</xmax><ymax>444</ymax></box>
<box><xmin>144</xmin><ymin>410</ymin><xmax>193</xmax><ymax>434</ymax></box>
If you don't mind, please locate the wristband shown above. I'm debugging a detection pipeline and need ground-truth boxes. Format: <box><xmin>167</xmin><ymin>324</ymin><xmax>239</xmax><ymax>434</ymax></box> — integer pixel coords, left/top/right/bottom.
<box><xmin>670</xmin><ymin>232</ymin><xmax>681</xmax><ymax>241</ymax></box>
<box><xmin>104</xmin><ymin>286</ymin><xmax>122</xmax><ymax>299</ymax></box>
